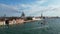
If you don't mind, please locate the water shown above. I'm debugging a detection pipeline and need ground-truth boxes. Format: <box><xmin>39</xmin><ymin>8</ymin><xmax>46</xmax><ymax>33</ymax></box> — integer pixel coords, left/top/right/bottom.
<box><xmin>0</xmin><ymin>18</ymin><xmax>60</xmax><ymax>34</ymax></box>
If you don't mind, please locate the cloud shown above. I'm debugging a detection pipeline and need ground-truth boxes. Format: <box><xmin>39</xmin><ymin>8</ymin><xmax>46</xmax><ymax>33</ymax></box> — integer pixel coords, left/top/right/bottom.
<box><xmin>14</xmin><ymin>0</ymin><xmax>48</xmax><ymax>16</ymax></box>
<box><xmin>0</xmin><ymin>3</ymin><xmax>21</xmax><ymax>17</ymax></box>
<box><xmin>14</xmin><ymin>0</ymin><xmax>60</xmax><ymax>16</ymax></box>
<box><xmin>13</xmin><ymin>0</ymin><xmax>48</xmax><ymax>16</ymax></box>
<box><xmin>0</xmin><ymin>0</ymin><xmax>60</xmax><ymax>17</ymax></box>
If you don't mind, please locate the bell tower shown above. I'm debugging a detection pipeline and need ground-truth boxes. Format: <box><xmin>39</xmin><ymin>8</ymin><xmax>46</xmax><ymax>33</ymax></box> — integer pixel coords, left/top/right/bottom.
<box><xmin>21</xmin><ymin>12</ymin><xmax>25</xmax><ymax>18</ymax></box>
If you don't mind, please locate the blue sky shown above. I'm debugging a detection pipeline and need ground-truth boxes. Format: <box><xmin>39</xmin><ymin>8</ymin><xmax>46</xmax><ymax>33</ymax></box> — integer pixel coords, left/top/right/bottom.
<box><xmin>0</xmin><ymin>0</ymin><xmax>60</xmax><ymax>17</ymax></box>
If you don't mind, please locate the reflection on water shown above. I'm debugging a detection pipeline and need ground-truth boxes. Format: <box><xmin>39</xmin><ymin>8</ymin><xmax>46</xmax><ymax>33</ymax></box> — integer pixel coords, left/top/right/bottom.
<box><xmin>0</xmin><ymin>18</ymin><xmax>60</xmax><ymax>34</ymax></box>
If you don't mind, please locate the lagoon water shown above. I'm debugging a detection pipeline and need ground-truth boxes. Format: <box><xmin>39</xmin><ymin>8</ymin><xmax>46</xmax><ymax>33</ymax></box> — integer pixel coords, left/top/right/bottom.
<box><xmin>0</xmin><ymin>18</ymin><xmax>60</xmax><ymax>34</ymax></box>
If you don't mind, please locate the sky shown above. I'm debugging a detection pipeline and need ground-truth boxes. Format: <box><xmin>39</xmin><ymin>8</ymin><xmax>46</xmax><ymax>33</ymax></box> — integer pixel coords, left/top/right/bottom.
<box><xmin>0</xmin><ymin>0</ymin><xmax>60</xmax><ymax>17</ymax></box>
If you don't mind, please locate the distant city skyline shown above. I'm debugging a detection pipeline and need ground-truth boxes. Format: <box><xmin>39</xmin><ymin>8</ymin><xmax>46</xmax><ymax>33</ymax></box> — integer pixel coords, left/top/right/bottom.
<box><xmin>0</xmin><ymin>0</ymin><xmax>60</xmax><ymax>17</ymax></box>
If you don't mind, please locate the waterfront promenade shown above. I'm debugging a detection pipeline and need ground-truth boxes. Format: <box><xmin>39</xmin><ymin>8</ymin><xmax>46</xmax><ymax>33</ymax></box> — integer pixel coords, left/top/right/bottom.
<box><xmin>0</xmin><ymin>20</ymin><xmax>36</xmax><ymax>25</ymax></box>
